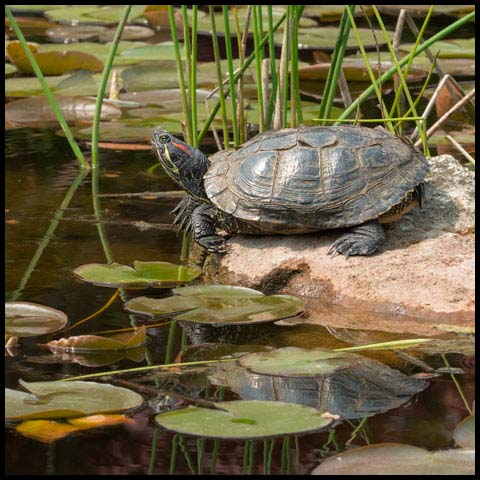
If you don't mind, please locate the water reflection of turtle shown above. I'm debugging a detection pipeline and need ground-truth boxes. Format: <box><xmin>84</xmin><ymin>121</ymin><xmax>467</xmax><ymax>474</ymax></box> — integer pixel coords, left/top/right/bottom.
<box><xmin>151</xmin><ymin>125</ymin><xmax>429</xmax><ymax>257</ymax></box>
<box><xmin>208</xmin><ymin>347</ymin><xmax>428</xmax><ymax>419</ymax></box>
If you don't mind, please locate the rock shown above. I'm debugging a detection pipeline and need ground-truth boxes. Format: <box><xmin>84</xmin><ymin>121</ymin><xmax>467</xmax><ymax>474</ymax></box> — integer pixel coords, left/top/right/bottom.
<box><xmin>198</xmin><ymin>155</ymin><xmax>474</xmax><ymax>334</ymax></box>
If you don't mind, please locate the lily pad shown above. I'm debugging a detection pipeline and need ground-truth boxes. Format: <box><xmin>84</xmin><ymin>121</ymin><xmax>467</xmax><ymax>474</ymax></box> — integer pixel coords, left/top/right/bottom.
<box><xmin>6</xmin><ymin>96</ymin><xmax>121</xmax><ymax>129</ymax></box>
<box><xmin>5</xmin><ymin>302</ymin><xmax>68</xmax><ymax>338</ymax></box>
<box><xmin>119</xmin><ymin>42</ymin><xmax>184</xmax><ymax>62</ymax></box>
<box><xmin>289</xmin><ymin>27</ymin><xmax>394</xmax><ymax>51</ymax></box>
<box><xmin>6</xmin><ymin>380</ymin><xmax>144</xmax><ymax>421</ymax></box>
<box><xmin>5</xmin><ymin>16</ymin><xmax>58</xmax><ymax>36</ymax></box>
<box><xmin>303</xmin><ymin>5</ymin><xmax>373</xmax><ymax>21</ymax></box>
<box><xmin>45</xmin><ymin>25</ymin><xmax>109</xmax><ymax>43</ymax></box>
<box><xmin>124</xmin><ymin>286</ymin><xmax>304</xmax><ymax>325</ymax></box>
<box><xmin>98</xmin><ymin>25</ymin><xmax>155</xmax><ymax>42</ymax></box>
<box><xmin>5</xmin><ymin>74</ymin><xmax>68</xmax><ymax>98</ymax></box>
<box><xmin>239</xmin><ymin>347</ymin><xmax>360</xmax><ymax>376</ymax></box>
<box><xmin>73</xmin><ymin>261</ymin><xmax>201</xmax><ymax>288</ymax></box>
<box><xmin>155</xmin><ymin>400</ymin><xmax>332</xmax><ymax>439</ymax></box>
<box><xmin>44</xmin><ymin>5</ymin><xmax>146</xmax><ymax>25</ymax></box>
<box><xmin>6</xmin><ymin>5</ymin><xmax>67</xmax><ymax>13</ymax></box>
<box><xmin>377</xmin><ymin>5</ymin><xmax>475</xmax><ymax>18</ymax></box>
<box><xmin>453</xmin><ymin>415</ymin><xmax>475</xmax><ymax>448</ymax></box>
<box><xmin>44</xmin><ymin>325</ymin><xmax>147</xmax><ymax>353</ymax></box>
<box><xmin>400</xmin><ymin>38</ymin><xmax>475</xmax><ymax>59</ymax></box>
<box><xmin>7</xmin><ymin>41</ymin><xmax>103</xmax><ymax>75</ymax></box>
<box><xmin>311</xmin><ymin>443</ymin><xmax>475</xmax><ymax>475</ymax></box>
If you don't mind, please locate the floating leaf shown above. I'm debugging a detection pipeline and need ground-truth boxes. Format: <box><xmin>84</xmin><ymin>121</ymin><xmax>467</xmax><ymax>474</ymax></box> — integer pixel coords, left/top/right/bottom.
<box><xmin>5</xmin><ymin>74</ymin><xmax>66</xmax><ymax>97</ymax></box>
<box><xmin>5</xmin><ymin>302</ymin><xmax>68</xmax><ymax>338</ymax></box>
<box><xmin>45</xmin><ymin>25</ymin><xmax>109</xmax><ymax>43</ymax></box>
<box><xmin>5</xmin><ymin>16</ymin><xmax>57</xmax><ymax>36</ymax></box>
<box><xmin>125</xmin><ymin>286</ymin><xmax>304</xmax><ymax>325</ymax></box>
<box><xmin>6</xmin><ymin>5</ymin><xmax>67</xmax><ymax>13</ymax></box>
<box><xmin>16</xmin><ymin>419</ymin><xmax>79</xmax><ymax>443</ymax></box>
<box><xmin>15</xmin><ymin>414</ymin><xmax>132</xmax><ymax>443</ymax></box>
<box><xmin>7</xmin><ymin>41</ymin><xmax>104</xmax><ymax>75</ymax></box>
<box><xmin>45</xmin><ymin>325</ymin><xmax>147</xmax><ymax>353</ymax></box>
<box><xmin>44</xmin><ymin>5</ymin><xmax>146</xmax><ymax>25</ymax></box>
<box><xmin>377</xmin><ymin>5</ymin><xmax>475</xmax><ymax>18</ymax></box>
<box><xmin>73</xmin><ymin>261</ymin><xmax>201</xmax><ymax>289</ymax></box>
<box><xmin>303</xmin><ymin>5</ymin><xmax>373</xmax><ymax>21</ymax></box>
<box><xmin>290</xmin><ymin>27</ymin><xmax>394</xmax><ymax>50</ymax></box>
<box><xmin>453</xmin><ymin>415</ymin><xmax>475</xmax><ymax>448</ymax></box>
<box><xmin>311</xmin><ymin>443</ymin><xmax>475</xmax><ymax>475</ymax></box>
<box><xmin>400</xmin><ymin>38</ymin><xmax>475</xmax><ymax>59</ymax></box>
<box><xmin>98</xmin><ymin>25</ymin><xmax>155</xmax><ymax>42</ymax></box>
<box><xmin>155</xmin><ymin>400</ymin><xmax>332</xmax><ymax>439</ymax></box>
<box><xmin>6</xmin><ymin>380</ymin><xmax>144</xmax><ymax>421</ymax></box>
<box><xmin>238</xmin><ymin>347</ymin><xmax>360</xmax><ymax>376</ymax></box>
<box><xmin>119</xmin><ymin>42</ymin><xmax>183</xmax><ymax>62</ymax></box>
<box><xmin>6</xmin><ymin>96</ymin><xmax>121</xmax><ymax>129</ymax></box>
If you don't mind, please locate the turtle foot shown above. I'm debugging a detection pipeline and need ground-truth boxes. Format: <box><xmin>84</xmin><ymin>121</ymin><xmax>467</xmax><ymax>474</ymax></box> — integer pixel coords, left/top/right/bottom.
<box><xmin>197</xmin><ymin>235</ymin><xmax>228</xmax><ymax>253</ymax></box>
<box><xmin>328</xmin><ymin>220</ymin><xmax>385</xmax><ymax>259</ymax></box>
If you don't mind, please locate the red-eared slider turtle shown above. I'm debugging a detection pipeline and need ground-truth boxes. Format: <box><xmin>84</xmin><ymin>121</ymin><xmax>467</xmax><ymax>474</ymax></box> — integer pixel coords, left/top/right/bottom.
<box><xmin>151</xmin><ymin>125</ymin><xmax>429</xmax><ymax>257</ymax></box>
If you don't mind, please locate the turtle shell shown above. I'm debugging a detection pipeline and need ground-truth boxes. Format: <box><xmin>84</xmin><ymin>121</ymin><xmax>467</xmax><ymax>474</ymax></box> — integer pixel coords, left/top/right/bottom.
<box><xmin>203</xmin><ymin>125</ymin><xmax>429</xmax><ymax>230</ymax></box>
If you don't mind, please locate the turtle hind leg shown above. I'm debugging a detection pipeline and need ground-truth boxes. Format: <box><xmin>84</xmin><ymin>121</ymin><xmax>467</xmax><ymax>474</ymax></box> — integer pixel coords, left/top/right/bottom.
<box><xmin>328</xmin><ymin>220</ymin><xmax>385</xmax><ymax>258</ymax></box>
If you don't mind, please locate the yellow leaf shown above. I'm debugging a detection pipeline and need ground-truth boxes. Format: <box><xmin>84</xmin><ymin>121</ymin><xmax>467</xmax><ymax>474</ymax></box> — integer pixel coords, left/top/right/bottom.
<box><xmin>16</xmin><ymin>420</ymin><xmax>80</xmax><ymax>443</ymax></box>
<box><xmin>68</xmin><ymin>414</ymin><xmax>132</xmax><ymax>429</ymax></box>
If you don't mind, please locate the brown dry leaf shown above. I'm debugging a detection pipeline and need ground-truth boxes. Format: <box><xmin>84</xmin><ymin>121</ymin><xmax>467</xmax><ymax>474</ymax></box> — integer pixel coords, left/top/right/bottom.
<box><xmin>435</xmin><ymin>80</ymin><xmax>467</xmax><ymax>120</ymax></box>
<box><xmin>5</xmin><ymin>16</ymin><xmax>58</xmax><ymax>36</ymax></box>
<box><xmin>103</xmin><ymin>172</ymin><xmax>121</xmax><ymax>178</ymax></box>
<box><xmin>6</xmin><ymin>219</ymin><xmax>18</xmax><ymax>225</ymax></box>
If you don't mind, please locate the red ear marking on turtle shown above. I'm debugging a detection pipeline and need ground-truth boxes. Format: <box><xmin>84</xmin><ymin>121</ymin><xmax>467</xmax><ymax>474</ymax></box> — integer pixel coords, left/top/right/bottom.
<box><xmin>172</xmin><ymin>141</ymin><xmax>191</xmax><ymax>155</ymax></box>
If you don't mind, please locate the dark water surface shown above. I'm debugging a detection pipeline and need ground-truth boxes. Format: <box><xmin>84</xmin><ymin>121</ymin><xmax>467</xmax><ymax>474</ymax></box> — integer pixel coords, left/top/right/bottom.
<box><xmin>5</xmin><ymin>129</ymin><xmax>474</xmax><ymax>475</ymax></box>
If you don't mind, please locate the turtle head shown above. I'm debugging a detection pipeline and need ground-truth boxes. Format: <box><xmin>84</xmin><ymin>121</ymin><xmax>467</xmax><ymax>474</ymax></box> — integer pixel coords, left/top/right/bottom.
<box><xmin>151</xmin><ymin>130</ymin><xmax>209</xmax><ymax>201</ymax></box>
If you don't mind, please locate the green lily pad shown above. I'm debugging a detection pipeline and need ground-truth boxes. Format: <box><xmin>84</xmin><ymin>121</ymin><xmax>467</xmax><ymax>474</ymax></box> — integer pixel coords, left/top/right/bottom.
<box><xmin>287</xmin><ymin>27</ymin><xmax>394</xmax><ymax>50</ymax></box>
<box><xmin>5</xmin><ymin>302</ymin><xmax>68</xmax><ymax>338</ymax></box>
<box><xmin>97</xmin><ymin>25</ymin><xmax>155</xmax><ymax>43</ymax></box>
<box><xmin>377</xmin><ymin>5</ymin><xmax>475</xmax><ymax>18</ymax></box>
<box><xmin>73</xmin><ymin>261</ymin><xmax>201</xmax><ymax>288</ymax></box>
<box><xmin>238</xmin><ymin>347</ymin><xmax>360</xmax><ymax>376</ymax></box>
<box><xmin>400</xmin><ymin>38</ymin><xmax>475</xmax><ymax>59</ymax></box>
<box><xmin>303</xmin><ymin>5</ymin><xmax>373</xmax><ymax>21</ymax></box>
<box><xmin>44</xmin><ymin>5</ymin><xmax>146</xmax><ymax>25</ymax></box>
<box><xmin>45</xmin><ymin>325</ymin><xmax>147</xmax><ymax>353</ymax></box>
<box><xmin>311</xmin><ymin>443</ymin><xmax>475</xmax><ymax>475</ymax></box>
<box><xmin>119</xmin><ymin>42</ymin><xmax>184</xmax><ymax>62</ymax></box>
<box><xmin>6</xmin><ymin>380</ymin><xmax>144</xmax><ymax>421</ymax></box>
<box><xmin>197</xmin><ymin>6</ymin><xmax>317</xmax><ymax>36</ymax></box>
<box><xmin>453</xmin><ymin>415</ymin><xmax>475</xmax><ymax>448</ymax></box>
<box><xmin>124</xmin><ymin>286</ymin><xmax>304</xmax><ymax>325</ymax></box>
<box><xmin>155</xmin><ymin>400</ymin><xmax>332</xmax><ymax>439</ymax></box>
<box><xmin>5</xmin><ymin>74</ymin><xmax>68</xmax><ymax>98</ymax></box>
<box><xmin>6</xmin><ymin>5</ymin><xmax>67</xmax><ymax>13</ymax></box>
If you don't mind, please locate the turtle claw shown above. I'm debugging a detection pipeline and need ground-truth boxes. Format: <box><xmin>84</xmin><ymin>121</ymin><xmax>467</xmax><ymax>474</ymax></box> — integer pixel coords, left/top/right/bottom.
<box><xmin>197</xmin><ymin>235</ymin><xmax>228</xmax><ymax>254</ymax></box>
<box><xmin>329</xmin><ymin>225</ymin><xmax>384</xmax><ymax>258</ymax></box>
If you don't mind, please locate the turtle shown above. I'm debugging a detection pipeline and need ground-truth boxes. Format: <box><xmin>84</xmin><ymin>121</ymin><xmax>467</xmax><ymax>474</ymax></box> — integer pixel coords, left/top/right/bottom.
<box><xmin>151</xmin><ymin>125</ymin><xmax>429</xmax><ymax>257</ymax></box>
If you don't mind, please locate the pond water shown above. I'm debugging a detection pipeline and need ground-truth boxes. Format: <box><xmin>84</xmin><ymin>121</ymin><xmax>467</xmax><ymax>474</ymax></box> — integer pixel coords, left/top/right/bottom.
<box><xmin>5</xmin><ymin>128</ymin><xmax>474</xmax><ymax>475</ymax></box>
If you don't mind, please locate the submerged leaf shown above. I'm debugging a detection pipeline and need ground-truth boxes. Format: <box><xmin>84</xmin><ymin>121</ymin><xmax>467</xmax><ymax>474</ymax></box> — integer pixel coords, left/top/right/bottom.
<box><xmin>156</xmin><ymin>400</ymin><xmax>332</xmax><ymax>439</ymax></box>
<box><xmin>73</xmin><ymin>261</ymin><xmax>201</xmax><ymax>288</ymax></box>
<box><xmin>5</xmin><ymin>302</ymin><xmax>68</xmax><ymax>338</ymax></box>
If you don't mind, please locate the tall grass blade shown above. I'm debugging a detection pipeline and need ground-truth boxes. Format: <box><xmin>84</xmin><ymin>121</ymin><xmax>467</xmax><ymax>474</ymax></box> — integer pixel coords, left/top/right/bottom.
<box><xmin>253</xmin><ymin>5</ymin><xmax>265</xmax><ymax>132</ymax></box>
<box><xmin>335</xmin><ymin>10</ymin><xmax>475</xmax><ymax>124</ymax></box>
<box><xmin>222</xmin><ymin>6</ymin><xmax>240</xmax><ymax>146</ymax></box>
<box><xmin>318</xmin><ymin>5</ymin><xmax>355</xmax><ymax>125</ymax></box>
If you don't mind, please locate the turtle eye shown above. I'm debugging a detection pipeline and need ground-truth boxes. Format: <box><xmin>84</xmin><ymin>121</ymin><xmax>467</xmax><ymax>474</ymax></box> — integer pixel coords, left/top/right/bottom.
<box><xmin>158</xmin><ymin>133</ymin><xmax>171</xmax><ymax>144</ymax></box>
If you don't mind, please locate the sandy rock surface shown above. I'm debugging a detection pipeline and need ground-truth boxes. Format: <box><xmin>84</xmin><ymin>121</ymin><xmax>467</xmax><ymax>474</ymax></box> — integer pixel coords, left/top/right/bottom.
<box><xmin>199</xmin><ymin>155</ymin><xmax>474</xmax><ymax>333</ymax></box>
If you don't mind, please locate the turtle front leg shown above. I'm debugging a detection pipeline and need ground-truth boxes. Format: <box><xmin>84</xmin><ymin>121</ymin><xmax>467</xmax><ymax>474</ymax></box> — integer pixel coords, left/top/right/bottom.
<box><xmin>171</xmin><ymin>195</ymin><xmax>199</xmax><ymax>232</ymax></box>
<box><xmin>190</xmin><ymin>204</ymin><xmax>227</xmax><ymax>253</ymax></box>
<box><xmin>328</xmin><ymin>220</ymin><xmax>385</xmax><ymax>258</ymax></box>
